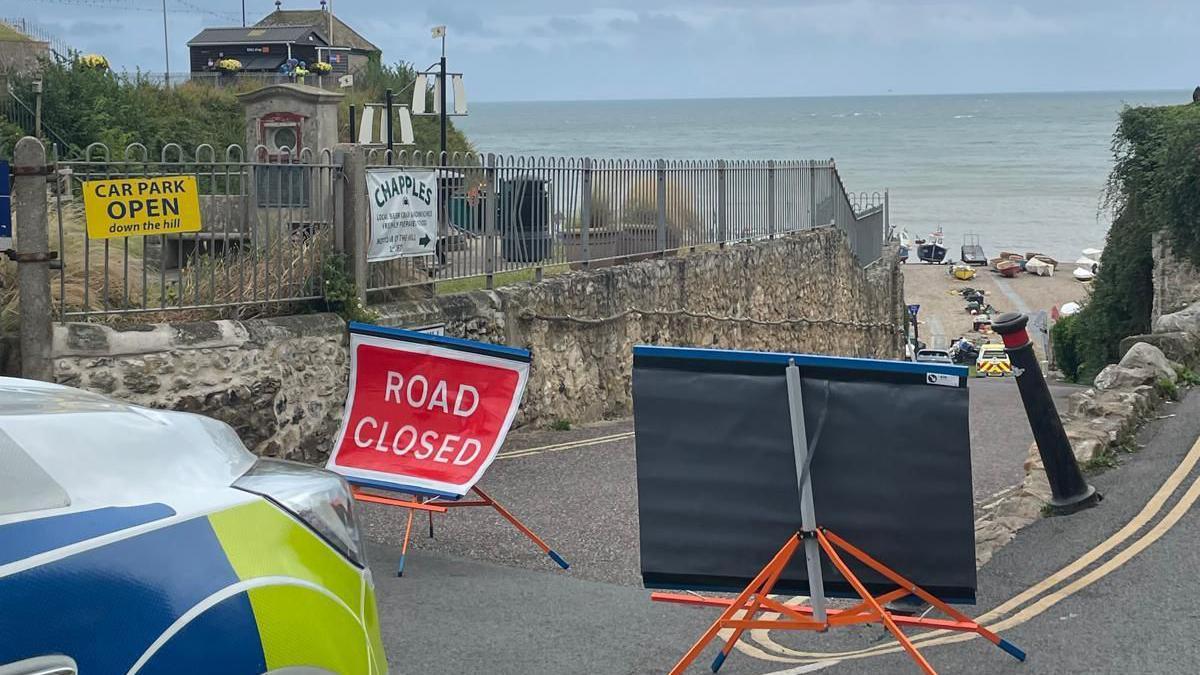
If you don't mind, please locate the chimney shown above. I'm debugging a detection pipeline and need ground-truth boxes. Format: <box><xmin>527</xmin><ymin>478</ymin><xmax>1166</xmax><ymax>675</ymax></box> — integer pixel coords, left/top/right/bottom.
<box><xmin>320</xmin><ymin>0</ymin><xmax>327</xmax><ymax>10</ymax></box>
<box><xmin>274</xmin><ymin>0</ymin><xmax>281</xmax><ymax>9</ymax></box>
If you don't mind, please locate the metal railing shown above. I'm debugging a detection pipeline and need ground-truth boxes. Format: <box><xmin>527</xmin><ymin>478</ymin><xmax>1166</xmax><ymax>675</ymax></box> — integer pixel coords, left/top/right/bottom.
<box><xmin>51</xmin><ymin>142</ymin><xmax>339</xmax><ymax>321</ymax></box>
<box><xmin>41</xmin><ymin>140</ymin><xmax>886</xmax><ymax>321</ymax></box>
<box><xmin>138</xmin><ymin>72</ymin><xmax>351</xmax><ymax>91</ymax></box>
<box><xmin>362</xmin><ymin>150</ymin><xmax>887</xmax><ymax>293</ymax></box>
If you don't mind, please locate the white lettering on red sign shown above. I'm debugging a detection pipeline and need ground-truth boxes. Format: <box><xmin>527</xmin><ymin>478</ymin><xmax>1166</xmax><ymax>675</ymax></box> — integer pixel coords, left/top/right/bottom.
<box><xmin>327</xmin><ymin>332</ymin><xmax>529</xmax><ymax>497</ymax></box>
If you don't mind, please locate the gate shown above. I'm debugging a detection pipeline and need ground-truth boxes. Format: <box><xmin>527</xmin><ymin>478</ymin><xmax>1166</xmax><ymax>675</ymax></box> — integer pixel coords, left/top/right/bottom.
<box><xmin>52</xmin><ymin>142</ymin><xmax>340</xmax><ymax>320</ymax></box>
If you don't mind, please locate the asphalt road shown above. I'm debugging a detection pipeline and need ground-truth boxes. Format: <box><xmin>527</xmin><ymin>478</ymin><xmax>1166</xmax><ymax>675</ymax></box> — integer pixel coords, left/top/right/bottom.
<box><xmin>365</xmin><ymin>387</ymin><xmax>1200</xmax><ymax>673</ymax></box>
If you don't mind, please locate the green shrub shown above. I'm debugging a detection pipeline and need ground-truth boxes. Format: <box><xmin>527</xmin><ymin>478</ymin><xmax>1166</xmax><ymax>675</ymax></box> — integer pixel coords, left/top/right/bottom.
<box><xmin>1071</xmin><ymin>102</ymin><xmax>1200</xmax><ymax>379</ymax></box>
<box><xmin>1156</xmin><ymin>378</ymin><xmax>1180</xmax><ymax>402</ymax></box>
<box><xmin>1051</xmin><ymin>313</ymin><xmax>1082</xmax><ymax>381</ymax></box>
<box><xmin>6</xmin><ymin>58</ymin><xmax>472</xmax><ymax>158</ymax></box>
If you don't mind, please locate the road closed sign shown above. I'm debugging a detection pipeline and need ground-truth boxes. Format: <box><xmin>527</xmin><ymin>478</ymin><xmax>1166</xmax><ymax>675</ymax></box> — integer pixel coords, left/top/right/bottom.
<box><xmin>327</xmin><ymin>322</ymin><xmax>530</xmax><ymax>498</ymax></box>
<box><xmin>82</xmin><ymin>176</ymin><xmax>202</xmax><ymax>239</ymax></box>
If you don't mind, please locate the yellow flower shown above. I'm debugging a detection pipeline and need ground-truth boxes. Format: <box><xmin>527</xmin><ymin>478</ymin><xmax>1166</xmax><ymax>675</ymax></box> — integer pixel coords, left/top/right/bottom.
<box><xmin>78</xmin><ymin>54</ymin><xmax>109</xmax><ymax>70</ymax></box>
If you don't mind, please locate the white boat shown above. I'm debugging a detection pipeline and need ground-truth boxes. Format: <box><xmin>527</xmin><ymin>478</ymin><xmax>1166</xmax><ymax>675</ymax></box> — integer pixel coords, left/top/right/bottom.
<box><xmin>1025</xmin><ymin>257</ymin><xmax>1054</xmax><ymax>276</ymax></box>
<box><xmin>1073</xmin><ymin>267</ymin><xmax>1095</xmax><ymax>282</ymax></box>
<box><xmin>1082</xmin><ymin>248</ymin><xmax>1103</xmax><ymax>258</ymax></box>
<box><xmin>1060</xmin><ymin>302</ymin><xmax>1082</xmax><ymax>316</ymax></box>
<box><xmin>1075</xmin><ymin>256</ymin><xmax>1099</xmax><ymax>267</ymax></box>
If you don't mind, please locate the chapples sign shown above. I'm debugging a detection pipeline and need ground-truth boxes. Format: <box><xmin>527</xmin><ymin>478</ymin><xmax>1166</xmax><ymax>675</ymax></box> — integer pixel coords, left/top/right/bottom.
<box><xmin>327</xmin><ymin>323</ymin><xmax>530</xmax><ymax>498</ymax></box>
<box><xmin>365</xmin><ymin>167</ymin><xmax>438</xmax><ymax>262</ymax></box>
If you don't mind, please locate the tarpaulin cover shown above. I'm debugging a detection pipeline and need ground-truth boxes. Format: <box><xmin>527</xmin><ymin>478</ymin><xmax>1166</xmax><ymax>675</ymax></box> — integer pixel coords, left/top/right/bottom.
<box><xmin>632</xmin><ymin>346</ymin><xmax>976</xmax><ymax>602</ymax></box>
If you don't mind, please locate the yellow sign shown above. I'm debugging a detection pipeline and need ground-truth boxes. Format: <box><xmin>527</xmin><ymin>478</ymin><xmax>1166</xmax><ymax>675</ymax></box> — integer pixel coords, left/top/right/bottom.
<box><xmin>82</xmin><ymin>176</ymin><xmax>202</xmax><ymax>239</ymax></box>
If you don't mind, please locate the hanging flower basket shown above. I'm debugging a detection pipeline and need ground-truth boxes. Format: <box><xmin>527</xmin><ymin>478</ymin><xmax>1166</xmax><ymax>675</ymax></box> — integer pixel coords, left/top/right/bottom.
<box><xmin>312</xmin><ymin>61</ymin><xmax>333</xmax><ymax>74</ymax></box>
<box><xmin>293</xmin><ymin>67</ymin><xmax>310</xmax><ymax>77</ymax></box>
<box><xmin>216</xmin><ymin>58</ymin><xmax>243</xmax><ymax>73</ymax></box>
<box><xmin>78</xmin><ymin>54</ymin><xmax>109</xmax><ymax>71</ymax></box>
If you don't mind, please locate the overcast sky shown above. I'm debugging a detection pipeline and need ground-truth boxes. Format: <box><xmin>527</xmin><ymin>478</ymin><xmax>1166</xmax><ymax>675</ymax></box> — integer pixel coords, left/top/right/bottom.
<box><xmin>8</xmin><ymin>0</ymin><xmax>1200</xmax><ymax>100</ymax></box>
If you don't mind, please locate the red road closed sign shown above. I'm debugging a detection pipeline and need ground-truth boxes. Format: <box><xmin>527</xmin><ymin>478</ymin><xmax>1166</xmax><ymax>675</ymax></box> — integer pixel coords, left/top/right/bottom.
<box><xmin>327</xmin><ymin>323</ymin><xmax>531</xmax><ymax>497</ymax></box>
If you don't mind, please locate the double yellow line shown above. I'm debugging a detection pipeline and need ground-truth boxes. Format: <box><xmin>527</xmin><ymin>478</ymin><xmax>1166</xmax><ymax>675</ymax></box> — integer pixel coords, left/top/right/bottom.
<box><xmin>741</xmin><ymin>432</ymin><xmax>1200</xmax><ymax>666</ymax></box>
<box><xmin>496</xmin><ymin>431</ymin><xmax>634</xmax><ymax>460</ymax></box>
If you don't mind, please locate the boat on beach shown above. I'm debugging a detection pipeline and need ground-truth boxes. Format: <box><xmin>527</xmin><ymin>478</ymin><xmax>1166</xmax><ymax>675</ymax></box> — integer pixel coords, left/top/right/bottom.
<box><xmin>1073</xmin><ymin>267</ymin><xmax>1095</xmax><ymax>282</ymax></box>
<box><xmin>915</xmin><ymin>227</ymin><xmax>947</xmax><ymax>264</ymax></box>
<box><xmin>995</xmin><ymin>260</ymin><xmax>1021</xmax><ymax>278</ymax></box>
<box><xmin>898</xmin><ymin>230</ymin><xmax>911</xmax><ymax>262</ymax></box>
<box><xmin>950</xmin><ymin>263</ymin><xmax>976</xmax><ymax>280</ymax></box>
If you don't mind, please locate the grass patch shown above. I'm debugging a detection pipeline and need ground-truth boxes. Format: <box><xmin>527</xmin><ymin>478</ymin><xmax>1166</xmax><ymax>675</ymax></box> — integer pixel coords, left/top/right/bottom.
<box><xmin>1081</xmin><ymin>447</ymin><xmax>1120</xmax><ymax>474</ymax></box>
<box><xmin>435</xmin><ymin>264</ymin><xmax>570</xmax><ymax>295</ymax></box>
<box><xmin>0</xmin><ymin>22</ymin><xmax>32</xmax><ymax>41</ymax></box>
<box><xmin>1175</xmin><ymin>365</ymin><xmax>1200</xmax><ymax>387</ymax></box>
<box><xmin>549</xmin><ymin>419</ymin><xmax>572</xmax><ymax>431</ymax></box>
<box><xmin>1155</xmin><ymin>378</ymin><xmax>1180</xmax><ymax>402</ymax></box>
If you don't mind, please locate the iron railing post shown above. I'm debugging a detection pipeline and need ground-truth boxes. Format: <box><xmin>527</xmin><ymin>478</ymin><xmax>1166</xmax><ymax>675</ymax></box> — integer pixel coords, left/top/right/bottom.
<box><xmin>717</xmin><ymin>159</ymin><xmax>727</xmax><ymax>246</ymax></box>
<box><xmin>767</xmin><ymin>159</ymin><xmax>776</xmax><ymax>239</ymax></box>
<box><xmin>656</xmin><ymin>158</ymin><xmax>667</xmax><ymax>254</ymax></box>
<box><xmin>580</xmin><ymin>157</ymin><xmax>592</xmax><ymax>267</ymax></box>
<box><xmin>484</xmin><ymin>152</ymin><xmax>497</xmax><ymax>288</ymax></box>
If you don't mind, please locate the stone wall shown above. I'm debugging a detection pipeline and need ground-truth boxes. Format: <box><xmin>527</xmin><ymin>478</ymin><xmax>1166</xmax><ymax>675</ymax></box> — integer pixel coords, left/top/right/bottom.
<box><xmin>376</xmin><ymin>227</ymin><xmax>902</xmax><ymax>427</ymax></box>
<box><xmin>53</xmin><ymin>314</ymin><xmax>347</xmax><ymax>461</ymax></box>
<box><xmin>1152</xmin><ymin>231</ymin><xmax>1200</xmax><ymax>322</ymax></box>
<box><xmin>51</xmin><ymin>227</ymin><xmax>903</xmax><ymax>459</ymax></box>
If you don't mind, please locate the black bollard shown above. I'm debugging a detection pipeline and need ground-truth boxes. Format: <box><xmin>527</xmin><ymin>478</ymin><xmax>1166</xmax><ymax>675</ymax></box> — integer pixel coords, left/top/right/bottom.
<box><xmin>992</xmin><ymin>312</ymin><xmax>1100</xmax><ymax>514</ymax></box>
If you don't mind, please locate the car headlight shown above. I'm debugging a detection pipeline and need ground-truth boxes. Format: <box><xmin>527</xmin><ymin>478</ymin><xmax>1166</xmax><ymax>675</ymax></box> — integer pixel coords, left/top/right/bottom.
<box><xmin>234</xmin><ymin>458</ymin><xmax>367</xmax><ymax>568</ymax></box>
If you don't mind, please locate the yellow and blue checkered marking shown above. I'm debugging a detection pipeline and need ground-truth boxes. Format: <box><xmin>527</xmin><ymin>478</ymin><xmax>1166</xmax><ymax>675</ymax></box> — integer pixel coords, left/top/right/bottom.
<box><xmin>0</xmin><ymin>499</ymin><xmax>386</xmax><ymax>675</ymax></box>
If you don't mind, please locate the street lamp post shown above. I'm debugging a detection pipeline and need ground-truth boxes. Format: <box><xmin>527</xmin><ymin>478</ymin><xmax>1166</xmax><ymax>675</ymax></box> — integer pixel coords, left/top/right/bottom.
<box><xmin>161</xmin><ymin>0</ymin><xmax>170</xmax><ymax>87</ymax></box>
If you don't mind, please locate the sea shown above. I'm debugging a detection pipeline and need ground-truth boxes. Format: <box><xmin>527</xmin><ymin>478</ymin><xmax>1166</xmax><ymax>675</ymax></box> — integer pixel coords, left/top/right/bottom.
<box><xmin>457</xmin><ymin>90</ymin><xmax>1186</xmax><ymax>261</ymax></box>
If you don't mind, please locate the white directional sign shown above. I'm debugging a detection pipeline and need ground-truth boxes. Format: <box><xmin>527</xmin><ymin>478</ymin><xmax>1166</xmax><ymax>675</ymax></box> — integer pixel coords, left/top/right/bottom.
<box><xmin>365</xmin><ymin>168</ymin><xmax>438</xmax><ymax>262</ymax></box>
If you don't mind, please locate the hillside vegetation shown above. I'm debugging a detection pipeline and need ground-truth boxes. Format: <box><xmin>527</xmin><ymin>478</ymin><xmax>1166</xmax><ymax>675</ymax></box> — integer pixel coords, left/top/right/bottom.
<box><xmin>2</xmin><ymin>58</ymin><xmax>471</xmax><ymax>158</ymax></box>
<box><xmin>1055</xmin><ymin>102</ymin><xmax>1200</xmax><ymax>381</ymax></box>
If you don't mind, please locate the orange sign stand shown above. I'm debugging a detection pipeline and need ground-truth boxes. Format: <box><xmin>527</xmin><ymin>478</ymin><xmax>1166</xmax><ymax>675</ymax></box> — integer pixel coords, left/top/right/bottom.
<box><xmin>652</xmin><ymin>527</ymin><xmax>1025</xmax><ymax>674</ymax></box>
<box><xmin>651</xmin><ymin>360</ymin><xmax>1026</xmax><ymax>674</ymax></box>
<box><xmin>352</xmin><ymin>484</ymin><xmax>569</xmax><ymax>576</ymax></box>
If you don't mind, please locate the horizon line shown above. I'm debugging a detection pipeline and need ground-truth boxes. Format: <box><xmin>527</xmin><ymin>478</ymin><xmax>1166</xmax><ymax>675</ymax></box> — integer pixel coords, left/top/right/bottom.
<box><xmin>468</xmin><ymin>86</ymin><xmax>1188</xmax><ymax>106</ymax></box>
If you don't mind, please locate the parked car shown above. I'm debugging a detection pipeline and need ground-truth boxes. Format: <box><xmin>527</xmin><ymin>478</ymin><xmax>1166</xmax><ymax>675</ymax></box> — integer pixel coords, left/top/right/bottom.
<box><xmin>976</xmin><ymin>343</ymin><xmax>1013</xmax><ymax>377</ymax></box>
<box><xmin>0</xmin><ymin>377</ymin><xmax>387</xmax><ymax>675</ymax></box>
<box><xmin>915</xmin><ymin>349</ymin><xmax>953</xmax><ymax>364</ymax></box>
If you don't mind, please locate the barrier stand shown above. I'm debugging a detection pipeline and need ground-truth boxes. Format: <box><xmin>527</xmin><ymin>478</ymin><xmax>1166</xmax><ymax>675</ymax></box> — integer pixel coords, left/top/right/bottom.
<box><xmin>650</xmin><ymin>360</ymin><xmax>1026</xmax><ymax>674</ymax></box>
<box><xmin>351</xmin><ymin>484</ymin><xmax>569</xmax><ymax>576</ymax></box>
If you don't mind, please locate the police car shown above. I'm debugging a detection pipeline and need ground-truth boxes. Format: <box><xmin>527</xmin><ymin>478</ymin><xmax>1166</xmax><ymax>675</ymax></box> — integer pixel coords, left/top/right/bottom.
<box><xmin>0</xmin><ymin>377</ymin><xmax>387</xmax><ymax>675</ymax></box>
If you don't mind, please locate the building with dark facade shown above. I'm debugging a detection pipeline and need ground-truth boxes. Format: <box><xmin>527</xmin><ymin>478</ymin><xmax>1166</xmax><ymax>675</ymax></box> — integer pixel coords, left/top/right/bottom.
<box><xmin>187</xmin><ymin>3</ymin><xmax>379</xmax><ymax>77</ymax></box>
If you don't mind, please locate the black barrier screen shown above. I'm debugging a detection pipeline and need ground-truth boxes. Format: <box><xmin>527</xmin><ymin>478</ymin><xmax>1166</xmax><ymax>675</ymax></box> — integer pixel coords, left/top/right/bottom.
<box><xmin>632</xmin><ymin>346</ymin><xmax>976</xmax><ymax>602</ymax></box>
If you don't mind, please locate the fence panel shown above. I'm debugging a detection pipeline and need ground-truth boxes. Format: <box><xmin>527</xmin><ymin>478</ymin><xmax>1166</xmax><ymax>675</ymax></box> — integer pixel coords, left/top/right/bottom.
<box><xmin>53</xmin><ymin>143</ymin><xmax>339</xmax><ymax>321</ymax></box>
<box><xmin>41</xmin><ymin>141</ymin><xmax>885</xmax><ymax>315</ymax></box>
<box><xmin>360</xmin><ymin>154</ymin><xmax>886</xmax><ymax>293</ymax></box>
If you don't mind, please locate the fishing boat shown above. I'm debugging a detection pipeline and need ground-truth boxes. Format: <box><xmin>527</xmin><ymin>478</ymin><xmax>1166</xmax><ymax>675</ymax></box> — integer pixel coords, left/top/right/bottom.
<box><xmin>916</xmin><ymin>226</ymin><xmax>948</xmax><ymax>264</ymax></box>
<box><xmin>961</xmin><ymin>234</ymin><xmax>987</xmax><ymax>266</ymax></box>
<box><xmin>995</xmin><ymin>260</ymin><xmax>1021</xmax><ymax>278</ymax></box>
<box><xmin>1073</xmin><ymin>267</ymin><xmax>1095</xmax><ymax>282</ymax></box>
